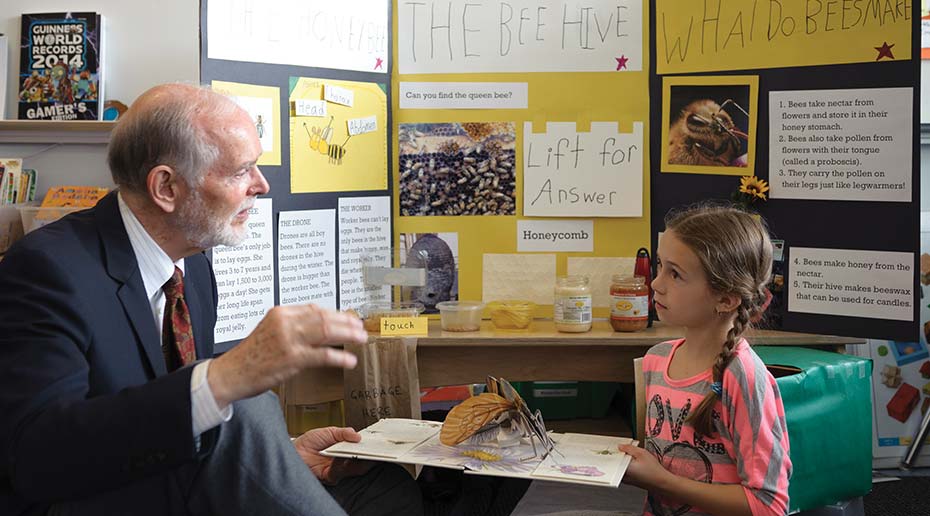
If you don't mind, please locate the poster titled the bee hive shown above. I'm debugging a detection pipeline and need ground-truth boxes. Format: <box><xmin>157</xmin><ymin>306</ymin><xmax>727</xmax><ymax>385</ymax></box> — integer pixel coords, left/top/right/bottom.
<box><xmin>392</xmin><ymin>0</ymin><xmax>652</xmax><ymax>314</ymax></box>
<box><xmin>289</xmin><ymin>77</ymin><xmax>388</xmax><ymax>193</ymax></box>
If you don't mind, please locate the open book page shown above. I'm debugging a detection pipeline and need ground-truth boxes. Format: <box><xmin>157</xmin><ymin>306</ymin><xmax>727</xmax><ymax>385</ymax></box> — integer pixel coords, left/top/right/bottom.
<box><xmin>406</xmin><ymin>434</ymin><xmax>542</xmax><ymax>477</ymax></box>
<box><xmin>322</xmin><ymin>419</ymin><xmax>637</xmax><ymax>487</ymax></box>
<box><xmin>323</xmin><ymin>418</ymin><xmax>441</xmax><ymax>459</ymax></box>
<box><xmin>532</xmin><ymin>433</ymin><xmax>636</xmax><ymax>486</ymax></box>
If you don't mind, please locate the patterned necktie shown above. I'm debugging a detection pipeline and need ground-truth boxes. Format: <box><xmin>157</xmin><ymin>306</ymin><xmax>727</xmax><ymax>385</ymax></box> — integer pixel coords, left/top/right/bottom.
<box><xmin>162</xmin><ymin>266</ymin><xmax>196</xmax><ymax>372</ymax></box>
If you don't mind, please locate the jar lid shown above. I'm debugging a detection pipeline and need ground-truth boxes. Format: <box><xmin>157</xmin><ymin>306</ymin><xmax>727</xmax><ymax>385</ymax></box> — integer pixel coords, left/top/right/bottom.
<box><xmin>556</xmin><ymin>275</ymin><xmax>589</xmax><ymax>287</ymax></box>
<box><xmin>611</xmin><ymin>274</ymin><xmax>646</xmax><ymax>286</ymax></box>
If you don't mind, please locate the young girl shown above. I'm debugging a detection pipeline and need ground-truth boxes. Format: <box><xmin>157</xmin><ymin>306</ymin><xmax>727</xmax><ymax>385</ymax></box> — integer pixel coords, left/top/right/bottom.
<box><xmin>618</xmin><ymin>205</ymin><xmax>791</xmax><ymax>516</ymax></box>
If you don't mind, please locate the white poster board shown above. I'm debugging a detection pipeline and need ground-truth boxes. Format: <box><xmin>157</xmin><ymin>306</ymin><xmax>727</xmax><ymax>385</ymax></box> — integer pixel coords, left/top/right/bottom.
<box><xmin>523</xmin><ymin>121</ymin><xmax>643</xmax><ymax>217</ymax></box>
<box><xmin>788</xmin><ymin>247</ymin><xmax>914</xmax><ymax>321</ymax></box>
<box><xmin>398</xmin><ymin>0</ymin><xmax>643</xmax><ymax>74</ymax></box>
<box><xmin>769</xmin><ymin>87</ymin><xmax>912</xmax><ymax>202</ymax></box>
<box><xmin>278</xmin><ymin>209</ymin><xmax>337</xmax><ymax>309</ymax></box>
<box><xmin>208</xmin><ymin>0</ymin><xmax>389</xmax><ymax>73</ymax></box>
<box><xmin>212</xmin><ymin>198</ymin><xmax>275</xmax><ymax>343</ymax></box>
<box><xmin>338</xmin><ymin>196</ymin><xmax>392</xmax><ymax>311</ymax></box>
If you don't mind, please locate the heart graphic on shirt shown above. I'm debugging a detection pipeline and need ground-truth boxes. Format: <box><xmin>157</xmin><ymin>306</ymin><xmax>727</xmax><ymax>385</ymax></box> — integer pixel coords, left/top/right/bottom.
<box><xmin>645</xmin><ymin>440</ymin><xmax>714</xmax><ymax>516</ymax></box>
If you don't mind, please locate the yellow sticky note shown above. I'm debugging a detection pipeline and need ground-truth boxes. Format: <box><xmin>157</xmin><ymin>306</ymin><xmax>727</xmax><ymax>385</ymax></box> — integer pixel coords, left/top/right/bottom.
<box><xmin>380</xmin><ymin>317</ymin><xmax>428</xmax><ymax>336</ymax></box>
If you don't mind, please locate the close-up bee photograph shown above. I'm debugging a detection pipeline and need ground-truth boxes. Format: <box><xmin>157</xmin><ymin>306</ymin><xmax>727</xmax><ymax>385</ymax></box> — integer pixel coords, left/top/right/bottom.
<box><xmin>662</xmin><ymin>79</ymin><xmax>757</xmax><ymax>175</ymax></box>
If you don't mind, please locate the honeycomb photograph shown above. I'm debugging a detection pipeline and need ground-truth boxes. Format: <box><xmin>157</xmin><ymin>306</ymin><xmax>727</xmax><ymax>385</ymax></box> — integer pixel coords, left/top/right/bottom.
<box><xmin>398</xmin><ymin>122</ymin><xmax>516</xmax><ymax>217</ymax></box>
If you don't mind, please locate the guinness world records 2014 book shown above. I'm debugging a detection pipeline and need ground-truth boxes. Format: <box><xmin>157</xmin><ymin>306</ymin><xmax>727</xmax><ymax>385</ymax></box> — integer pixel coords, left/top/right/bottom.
<box><xmin>18</xmin><ymin>12</ymin><xmax>104</xmax><ymax>121</ymax></box>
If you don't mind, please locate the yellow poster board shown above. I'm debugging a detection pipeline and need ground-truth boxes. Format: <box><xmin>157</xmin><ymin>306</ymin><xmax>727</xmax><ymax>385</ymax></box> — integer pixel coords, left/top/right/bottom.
<box><xmin>392</xmin><ymin>1</ymin><xmax>652</xmax><ymax>318</ymax></box>
<box><xmin>660</xmin><ymin>75</ymin><xmax>759</xmax><ymax>175</ymax></box>
<box><xmin>289</xmin><ymin>77</ymin><xmax>388</xmax><ymax>193</ymax></box>
<box><xmin>211</xmin><ymin>81</ymin><xmax>282</xmax><ymax>166</ymax></box>
<box><xmin>656</xmin><ymin>0</ymin><xmax>912</xmax><ymax>74</ymax></box>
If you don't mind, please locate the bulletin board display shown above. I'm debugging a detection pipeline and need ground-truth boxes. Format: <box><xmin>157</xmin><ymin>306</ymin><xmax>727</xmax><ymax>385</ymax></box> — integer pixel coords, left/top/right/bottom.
<box><xmin>649</xmin><ymin>0</ymin><xmax>919</xmax><ymax>342</ymax></box>
<box><xmin>201</xmin><ymin>0</ymin><xmax>394</xmax><ymax>352</ymax></box>
<box><xmin>392</xmin><ymin>0</ymin><xmax>652</xmax><ymax>317</ymax></box>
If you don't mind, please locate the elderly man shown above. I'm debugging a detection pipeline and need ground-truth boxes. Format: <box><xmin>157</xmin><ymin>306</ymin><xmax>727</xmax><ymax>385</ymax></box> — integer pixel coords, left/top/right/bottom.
<box><xmin>0</xmin><ymin>84</ymin><xmax>421</xmax><ymax>516</ymax></box>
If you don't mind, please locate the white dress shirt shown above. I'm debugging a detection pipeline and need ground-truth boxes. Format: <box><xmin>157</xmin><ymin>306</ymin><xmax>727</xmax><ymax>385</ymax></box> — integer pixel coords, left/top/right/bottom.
<box><xmin>117</xmin><ymin>193</ymin><xmax>232</xmax><ymax>441</ymax></box>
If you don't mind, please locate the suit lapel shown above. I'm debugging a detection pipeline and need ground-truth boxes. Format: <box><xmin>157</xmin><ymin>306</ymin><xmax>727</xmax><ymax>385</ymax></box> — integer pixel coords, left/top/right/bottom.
<box><xmin>95</xmin><ymin>192</ymin><xmax>167</xmax><ymax>378</ymax></box>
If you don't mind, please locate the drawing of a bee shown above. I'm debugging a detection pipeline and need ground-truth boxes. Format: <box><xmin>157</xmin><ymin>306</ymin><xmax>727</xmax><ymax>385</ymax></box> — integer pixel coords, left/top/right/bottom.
<box><xmin>328</xmin><ymin>134</ymin><xmax>352</xmax><ymax>165</ymax></box>
<box><xmin>668</xmin><ymin>99</ymin><xmax>749</xmax><ymax>167</ymax></box>
<box><xmin>303</xmin><ymin>116</ymin><xmax>334</xmax><ymax>153</ymax></box>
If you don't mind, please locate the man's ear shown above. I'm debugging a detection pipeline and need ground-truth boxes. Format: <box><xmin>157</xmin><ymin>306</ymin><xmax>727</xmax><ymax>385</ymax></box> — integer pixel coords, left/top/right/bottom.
<box><xmin>715</xmin><ymin>292</ymin><xmax>741</xmax><ymax>316</ymax></box>
<box><xmin>146</xmin><ymin>165</ymin><xmax>181</xmax><ymax>213</ymax></box>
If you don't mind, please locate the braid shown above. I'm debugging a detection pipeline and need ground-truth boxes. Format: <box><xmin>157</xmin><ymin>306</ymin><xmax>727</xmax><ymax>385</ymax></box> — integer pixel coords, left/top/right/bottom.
<box><xmin>688</xmin><ymin>302</ymin><xmax>751</xmax><ymax>436</ymax></box>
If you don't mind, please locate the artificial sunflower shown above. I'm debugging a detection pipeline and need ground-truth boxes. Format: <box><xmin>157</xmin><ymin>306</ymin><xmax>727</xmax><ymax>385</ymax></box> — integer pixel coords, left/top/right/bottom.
<box><xmin>739</xmin><ymin>176</ymin><xmax>769</xmax><ymax>201</ymax></box>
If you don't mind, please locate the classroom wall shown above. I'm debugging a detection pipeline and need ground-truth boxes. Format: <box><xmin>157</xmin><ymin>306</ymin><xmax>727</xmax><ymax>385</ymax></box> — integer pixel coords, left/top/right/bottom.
<box><xmin>0</xmin><ymin>0</ymin><xmax>199</xmax><ymax>193</ymax></box>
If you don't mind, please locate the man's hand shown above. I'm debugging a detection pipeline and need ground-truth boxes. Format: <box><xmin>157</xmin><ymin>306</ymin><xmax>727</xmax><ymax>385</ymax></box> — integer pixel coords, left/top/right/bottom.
<box><xmin>294</xmin><ymin>426</ymin><xmax>374</xmax><ymax>485</ymax></box>
<box><xmin>208</xmin><ymin>305</ymin><xmax>367</xmax><ymax>407</ymax></box>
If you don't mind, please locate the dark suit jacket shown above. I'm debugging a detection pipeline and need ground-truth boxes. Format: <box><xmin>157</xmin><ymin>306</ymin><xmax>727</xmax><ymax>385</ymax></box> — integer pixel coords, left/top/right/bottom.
<box><xmin>0</xmin><ymin>192</ymin><xmax>218</xmax><ymax>515</ymax></box>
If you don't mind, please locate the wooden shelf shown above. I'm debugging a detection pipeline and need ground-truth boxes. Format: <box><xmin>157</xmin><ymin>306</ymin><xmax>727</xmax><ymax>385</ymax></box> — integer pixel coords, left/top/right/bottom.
<box><xmin>285</xmin><ymin>320</ymin><xmax>865</xmax><ymax>405</ymax></box>
<box><xmin>0</xmin><ymin>120</ymin><xmax>116</xmax><ymax>144</ymax></box>
<box><xmin>414</xmin><ymin>319</ymin><xmax>865</xmax><ymax>348</ymax></box>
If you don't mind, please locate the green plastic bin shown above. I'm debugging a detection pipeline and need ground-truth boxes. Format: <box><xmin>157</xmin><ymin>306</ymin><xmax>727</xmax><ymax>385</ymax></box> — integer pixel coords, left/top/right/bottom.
<box><xmin>513</xmin><ymin>381</ymin><xmax>619</xmax><ymax>420</ymax></box>
<box><xmin>754</xmin><ymin>346</ymin><xmax>872</xmax><ymax>513</ymax></box>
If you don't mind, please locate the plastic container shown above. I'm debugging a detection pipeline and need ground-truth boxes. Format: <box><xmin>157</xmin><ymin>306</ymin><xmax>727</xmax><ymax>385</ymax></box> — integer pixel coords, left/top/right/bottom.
<box><xmin>18</xmin><ymin>205</ymin><xmax>84</xmax><ymax>234</ymax></box>
<box><xmin>436</xmin><ymin>301</ymin><xmax>485</xmax><ymax>332</ymax></box>
<box><xmin>487</xmin><ymin>300</ymin><xmax>535</xmax><ymax>330</ymax></box>
<box><xmin>609</xmin><ymin>275</ymin><xmax>649</xmax><ymax>332</ymax></box>
<box><xmin>553</xmin><ymin>275</ymin><xmax>592</xmax><ymax>333</ymax></box>
<box><xmin>358</xmin><ymin>301</ymin><xmax>425</xmax><ymax>333</ymax></box>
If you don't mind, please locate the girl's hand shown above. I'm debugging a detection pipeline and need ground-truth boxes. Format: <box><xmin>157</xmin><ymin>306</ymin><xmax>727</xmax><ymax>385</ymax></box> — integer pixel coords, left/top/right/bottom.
<box><xmin>618</xmin><ymin>443</ymin><xmax>670</xmax><ymax>491</ymax></box>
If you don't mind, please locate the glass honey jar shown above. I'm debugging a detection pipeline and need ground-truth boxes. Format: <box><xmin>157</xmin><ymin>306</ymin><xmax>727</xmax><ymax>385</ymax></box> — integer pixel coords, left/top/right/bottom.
<box><xmin>554</xmin><ymin>275</ymin><xmax>592</xmax><ymax>333</ymax></box>
<box><xmin>609</xmin><ymin>275</ymin><xmax>649</xmax><ymax>332</ymax></box>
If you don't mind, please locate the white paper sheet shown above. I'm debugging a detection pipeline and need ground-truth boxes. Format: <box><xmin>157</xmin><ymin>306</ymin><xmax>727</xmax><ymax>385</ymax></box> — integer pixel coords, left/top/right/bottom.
<box><xmin>769</xmin><ymin>87</ymin><xmax>912</xmax><ymax>202</ymax></box>
<box><xmin>278</xmin><ymin>209</ymin><xmax>337</xmax><ymax>309</ymax></box>
<box><xmin>517</xmin><ymin>220</ymin><xmax>594</xmax><ymax>253</ymax></box>
<box><xmin>399</xmin><ymin>82</ymin><xmax>528</xmax><ymax>109</ymax></box>
<box><xmin>398</xmin><ymin>0</ymin><xmax>643</xmax><ymax>74</ymax></box>
<box><xmin>523</xmin><ymin>122</ymin><xmax>643</xmax><ymax>217</ymax></box>
<box><xmin>212</xmin><ymin>198</ymin><xmax>274</xmax><ymax>343</ymax></box>
<box><xmin>789</xmin><ymin>247</ymin><xmax>914</xmax><ymax>321</ymax></box>
<box><xmin>482</xmin><ymin>254</ymin><xmax>556</xmax><ymax>304</ymax></box>
<box><xmin>207</xmin><ymin>0</ymin><xmax>389</xmax><ymax>73</ymax></box>
<box><xmin>567</xmin><ymin>257</ymin><xmax>636</xmax><ymax>308</ymax></box>
<box><xmin>338</xmin><ymin>197</ymin><xmax>391</xmax><ymax>311</ymax></box>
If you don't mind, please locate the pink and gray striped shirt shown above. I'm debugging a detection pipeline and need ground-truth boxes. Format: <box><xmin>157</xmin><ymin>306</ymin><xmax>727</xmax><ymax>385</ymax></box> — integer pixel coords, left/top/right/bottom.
<box><xmin>642</xmin><ymin>338</ymin><xmax>791</xmax><ymax>516</ymax></box>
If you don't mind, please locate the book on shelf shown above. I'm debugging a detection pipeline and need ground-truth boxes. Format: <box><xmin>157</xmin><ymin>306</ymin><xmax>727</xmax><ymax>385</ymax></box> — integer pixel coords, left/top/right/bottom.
<box><xmin>0</xmin><ymin>159</ymin><xmax>24</xmax><ymax>205</ymax></box>
<box><xmin>18</xmin><ymin>12</ymin><xmax>105</xmax><ymax>121</ymax></box>
<box><xmin>322</xmin><ymin>418</ymin><xmax>637</xmax><ymax>488</ymax></box>
<box><xmin>0</xmin><ymin>34</ymin><xmax>8</xmax><ymax>120</ymax></box>
<box><xmin>40</xmin><ymin>185</ymin><xmax>108</xmax><ymax>208</ymax></box>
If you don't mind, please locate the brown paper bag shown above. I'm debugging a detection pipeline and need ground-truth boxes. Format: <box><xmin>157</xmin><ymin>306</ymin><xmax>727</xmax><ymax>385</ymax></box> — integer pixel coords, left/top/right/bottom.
<box><xmin>343</xmin><ymin>336</ymin><xmax>421</xmax><ymax>431</ymax></box>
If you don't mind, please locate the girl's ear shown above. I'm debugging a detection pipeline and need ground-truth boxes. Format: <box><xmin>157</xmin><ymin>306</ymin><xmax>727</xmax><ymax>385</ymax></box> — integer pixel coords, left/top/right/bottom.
<box><xmin>715</xmin><ymin>292</ymin><xmax>741</xmax><ymax>315</ymax></box>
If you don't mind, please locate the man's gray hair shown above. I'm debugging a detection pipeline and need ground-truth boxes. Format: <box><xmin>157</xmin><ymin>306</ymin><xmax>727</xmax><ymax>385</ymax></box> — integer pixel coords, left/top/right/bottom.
<box><xmin>107</xmin><ymin>85</ymin><xmax>239</xmax><ymax>193</ymax></box>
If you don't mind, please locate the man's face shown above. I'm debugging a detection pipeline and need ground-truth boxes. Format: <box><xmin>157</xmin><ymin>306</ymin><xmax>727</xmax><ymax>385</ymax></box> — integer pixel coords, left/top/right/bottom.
<box><xmin>175</xmin><ymin>109</ymin><xmax>269</xmax><ymax>250</ymax></box>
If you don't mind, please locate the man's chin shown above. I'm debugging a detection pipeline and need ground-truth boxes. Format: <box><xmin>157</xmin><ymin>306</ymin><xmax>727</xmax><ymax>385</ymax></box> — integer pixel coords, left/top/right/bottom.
<box><xmin>216</xmin><ymin>229</ymin><xmax>248</xmax><ymax>248</ymax></box>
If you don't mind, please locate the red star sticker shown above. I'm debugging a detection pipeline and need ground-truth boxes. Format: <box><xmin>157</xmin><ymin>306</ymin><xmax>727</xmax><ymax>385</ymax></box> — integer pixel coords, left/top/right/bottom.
<box><xmin>615</xmin><ymin>55</ymin><xmax>629</xmax><ymax>70</ymax></box>
<box><xmin>374</xmin><ymin>57</ymin><xmax>384</xmax><ymax>70</ymax></box>
<box><xmin>874</xmin><ymin>42</ymin><xmax>895</xmax><ymax>61</ymax></box>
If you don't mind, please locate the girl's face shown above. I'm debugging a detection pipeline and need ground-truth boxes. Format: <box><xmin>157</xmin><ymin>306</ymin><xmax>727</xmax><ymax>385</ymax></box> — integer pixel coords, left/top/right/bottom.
<box><xmin>652</xmin><ymin>230</ymin><xmax>720</xmax><ymax>328</ymax></box>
